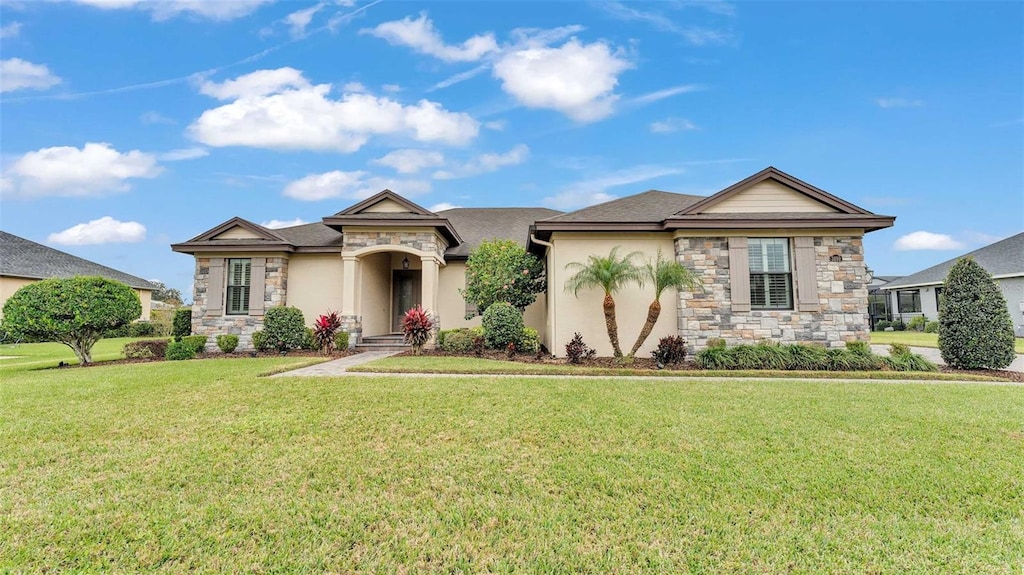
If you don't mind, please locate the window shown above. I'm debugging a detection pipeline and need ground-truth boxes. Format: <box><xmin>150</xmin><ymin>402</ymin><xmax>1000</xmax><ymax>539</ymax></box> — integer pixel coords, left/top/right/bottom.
<box><xmin>226</xmin><ymin>258</ymin><xmax>251</xmax><ymax>315</ymax></box>
<box><xmin>897</xmin><ymin>290</ymin><xmax>921</xmax><ymax>313</ymax></box>
<box><xmin>748</xmin><ymin>238</ymin><xmax>793</xmax><ymax>309</ymax></box>
<box><xmin>934</xmin><ymin>287</ymin><xmax>943</xmax><ymax>310</ymax></box>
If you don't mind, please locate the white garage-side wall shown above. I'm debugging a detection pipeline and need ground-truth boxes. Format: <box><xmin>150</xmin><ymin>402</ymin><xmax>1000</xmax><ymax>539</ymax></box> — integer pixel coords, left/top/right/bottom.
<box><xmin>547</xmin><ymin>232</ymin><xmax>678</xmax><ymax>358</ymax></box>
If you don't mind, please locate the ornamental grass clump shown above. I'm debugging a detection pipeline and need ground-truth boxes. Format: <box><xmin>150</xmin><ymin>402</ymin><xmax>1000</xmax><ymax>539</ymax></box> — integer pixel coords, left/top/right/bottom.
<box><xmin>401</xmin><ymin>306</ymin><xmax>434</xmax><ymax>355</ymax></box>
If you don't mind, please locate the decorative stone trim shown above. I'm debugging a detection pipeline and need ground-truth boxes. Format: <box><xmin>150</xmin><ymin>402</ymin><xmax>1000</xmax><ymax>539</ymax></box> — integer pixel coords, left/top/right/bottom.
<box><xmin>342</xmin><ymin>230</ymin><xmax>446</xmax><ymax>260</ymax></box>
<box><xmin>675</xmin><ymin>236</ymin><xmax>869</xmax><ymax>349</ymax></box>
<box><xmin>340</xmin><ymin>314</ymin><xmax>362</xmax><ymax>346</ymax></box>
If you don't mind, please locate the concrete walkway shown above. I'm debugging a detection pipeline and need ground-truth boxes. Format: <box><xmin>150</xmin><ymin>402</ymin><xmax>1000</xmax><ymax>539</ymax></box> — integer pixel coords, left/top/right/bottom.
<box><xmin>270</xmin><ymin>351</ymin><xmax>399</xmax><ymax>377</ymax></box>
<box><xmin>871</xmin><ymin>345</ymin><xmax>1024</xmax><ymax>372</ymax></box>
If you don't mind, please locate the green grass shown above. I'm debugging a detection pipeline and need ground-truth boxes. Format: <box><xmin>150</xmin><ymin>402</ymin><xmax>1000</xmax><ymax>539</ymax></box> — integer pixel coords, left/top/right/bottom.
<box><xmin>871</xmin><ymin>331</ymin><xmax>1024</xmax><ymax>354</ymax></box>
<box><xmin>349</xmin><ymin>355</ymin><xmax>1005</xmax><ymax>381</ymax></box>
<box><xmin>2</xmin><ymin>358</ymin><xmax>1022</xmax><ymax>572</ymax></box>
<box><xmin>0</xmin><ymin>337</ymin><xmax>166</xmax><ymax>373</ymax></box>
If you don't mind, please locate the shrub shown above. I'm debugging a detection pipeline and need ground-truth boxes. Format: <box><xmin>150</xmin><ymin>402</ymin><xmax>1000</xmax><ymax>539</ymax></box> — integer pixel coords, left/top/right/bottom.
<box><xmin>312</xmin><ymin>311</ymin><xmax>343</xmax><ymax>354</ymax></box>
<box><xmin>506</xmin><ymin>341</ymin><xmax>517</xmax><ymax>359</ymax></box>
<box><xmin>695</xmin><ymin>346</ymin><xmax>735</xmax><ymax>370</ymax></box>
<box><xmin>334</xmin><ymin>331</ymin><xmax>349</xmax><ymax>352</ymax></box>
<box><xmin>180</xmin><ymin>335</ymin><xmax>208</xmax><ymax>354</ymax></box>
<box><xmin>401</xmin><ymin>306</ymin><xmax>434</xmax><ymax>355</ymax></box>
<box><xmin>216</xmin><ymin>334</ymin><xmax>239</xmax><ymax>353</ymax></box>
<box><xmin>938</xmin><ymin>257</ymin><xmax>1016</xmax><ymax>370</ymax></box>
<box><xmin>884</xmin><ymin>351</ymin><xmax>938</xmax><ymax>372</ymax></box>
<box><xmin>891</xmin><ymin>319</ymin><xmax>906</xmax><ymax>331</ymax></box>
<box><xmin>123</xmin><ymin>339</ymin><xmax>168</xmax><ymax>359</ymax></box>
<box><xmin>825</xmin><ymin>348</ymin><xmax>884</xmax><ymax>371</ymax></box>
<box><xmin>924</xmin><ymin>320</ymin><xmax>939</xmax><ymax>333</ymax></box>
<box><xmin>301</xmin><ymin>327</ymin><xmax>315</xmax><ymax>350</ymax></box>
<box><xmin>706</xmin><ymin>337</ymin><xmax>727</xmax><ymax>350</ymax></box>
<box><xmin>754</xmin><ymin>341</ymin><xmax>790</xmax><ymax>370</ymax></box>
<box><xmin>165</xmin><ymin>341</ymin><xmax>195</xmax><ymax>361</ymax></box>
<box><xmin>472</xmin><ymin>332</ymin><xmax>486</xmax><ymax>356</ymax></box>
<box><xmin>651</xmin><ymin>335</ymin><xmax>687</xmax><ymax>367</ymax></box>
<box><xmin>481</xmin><ymin>302</ymin><xmax>525</xmax><ymax>349</ymax></box>
<box><xmin>564</xmin><ymin>332</ymin><xmax>596</xmax><ymax>364</ymax></box>
<box><xmin>251</xmin><ymin>330</ymin><xmax>270</xmax><ymax>352</ymax></box>
<box><xmin>907</xmin><ymin>316</ymin><xmax>927</xmax><ymax>332</ymax></box>
<box><xmin>263</xmin><ymin>306</ymin><xmax>306</xmax><ymax>351</ymax></box>
<box><xmin>172</xmin><ymin>308</ymin><xmax>192</xmax><ymax>341</ymax></box>
<box><xmin>845</xmin><ymin>340</ymin><xmax>871</xmax><ymax>356</ymax></box>
<box><xmin>888</xmin><ymin>342</ymin><xmax>911</xmax><ymax>356</ymax></box>
<box><xmin>874</xmin><ymin>320</ymin><xmax>891</xmax><ymax>331</ymax></box>
<box><xmin>460</xmin><ymin>239</ymin><xmax>546</xmax><ymax>316</ymax></box>
<box><xmin>103</xmin><ymin>324</ymin><xmax>131</xmax><ymax>338</ymax></box>
<box><xmin>783</xmin><ymin>344</ymin><xmax>829</xmax><ymax>370</ymax></box>
<box><xmin>519</xmin><ymin>327</ymin><xmax>541</xmax><ymax>354</ymax></box>
<box><xmin>1</xmin><ymin>276</ymin><xmax>141</xmax><ymax>364</ymax></box>
<box><xmin>440</xmin><ymin>329</ymin><xmax>475</xmax><ymax>353</ymax></box>
<box><xmin>128</xmin><ymin>321</ymin><xmax>156</xmax><ymax>338</ymax></box>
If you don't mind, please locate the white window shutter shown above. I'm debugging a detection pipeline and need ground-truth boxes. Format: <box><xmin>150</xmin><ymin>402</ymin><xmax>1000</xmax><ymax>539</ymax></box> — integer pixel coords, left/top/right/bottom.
<box><xmin>249</xmin><ymin>257</ymin><xmax>266</xmax><ymax>315</ymax></box>
<box><xmin>729</xmin><ymin>237</ymin><xmax>750</xmax><ymax>313</ymax></box>
<box><xmin>794</xmin><ymin>236</ymin><xmax>819</xmax><ymax>311</ymax></box>
<box><xmin>206</xmin><ymin>258</ymin><xmax>224</xmax><ymax>316</ymax></box>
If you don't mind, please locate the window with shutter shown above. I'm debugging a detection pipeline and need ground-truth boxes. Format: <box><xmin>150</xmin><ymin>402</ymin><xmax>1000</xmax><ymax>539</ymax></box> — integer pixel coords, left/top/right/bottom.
<box><xmin>226</xmin><ymin>258</ymin><xmax>251</xmax><ymax>315</ymax></box>
<box><xmin>748</xmin><ymin>238</ymin><xmax>793</xmax><ymax>310</ymax></box>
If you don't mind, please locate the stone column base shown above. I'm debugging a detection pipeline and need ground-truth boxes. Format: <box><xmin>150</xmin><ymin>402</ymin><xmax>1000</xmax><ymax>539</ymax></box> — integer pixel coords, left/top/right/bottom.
<box><xmin>340</xmin><ymin>315</ymin><xmax>362</xmax><ymax>346</ymax></box>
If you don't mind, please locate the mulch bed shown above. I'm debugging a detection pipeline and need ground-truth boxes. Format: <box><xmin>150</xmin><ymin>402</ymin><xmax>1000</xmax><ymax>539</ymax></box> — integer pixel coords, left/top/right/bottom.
<box><xmin>61</xmin><ymin>349</ymin><xmax>357</xmax><ymax>369</ymax></box>
<box><xmin>939</xmin><ymin>366</ymin><xmax>1024</xmax><ymax>383</ymax></box>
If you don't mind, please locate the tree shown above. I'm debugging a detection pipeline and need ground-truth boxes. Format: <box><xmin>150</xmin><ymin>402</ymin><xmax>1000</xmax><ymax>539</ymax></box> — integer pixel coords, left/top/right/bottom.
<box><xmin>627</xmin><ymin>249</ymin><xmax>703</xmax><ymax>357</ymax></box>
<box><xmin>150</xmin><ymin>281</ymin><xmax>184</xmax><ymax>305</ymax></box>
<box><xmin>938</xmin><ymin>257</ymin><xmax>1016</xmax><ymax>369</ymax></box>
<box><xmin>1</xmin><ymin>276</ymin><xmax>141</xmax><ymax>364</ymax></box>
<box><xmin>461</xmin><ymin>239</ymin><xmax>545</xmax><ymax>317</ymax></box>
<box><xmin>564</xmin><ymin>247</ymin><xmax>643</xmax><ymax>358</ymax></box>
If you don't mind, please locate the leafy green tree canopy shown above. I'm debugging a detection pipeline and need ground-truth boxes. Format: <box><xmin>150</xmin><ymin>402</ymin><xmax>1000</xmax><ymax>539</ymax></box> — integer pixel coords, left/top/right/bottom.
<box><xmin>150</xmin><ymin>281</ymin><xmax>184</xmax><ymax>305</ymax></box>
<box><xmin>461</xmin><ymin>239</ymin><xmax>545</xmax><ymax>317</ymax></box>
<box><xmin>938</xmin><ymin>257</ymin><xmax>1016</xmax><ymax>369</ymax></box>
<box><xmin>1</xmin><ymin>276</ymin><xmax>142</xmax><ymax>364</ymax></box>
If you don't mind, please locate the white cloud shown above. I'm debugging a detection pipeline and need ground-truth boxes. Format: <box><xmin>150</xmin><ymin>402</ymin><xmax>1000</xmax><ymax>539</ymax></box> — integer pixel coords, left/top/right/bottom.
<box><xmin>429</xmin><ymin>64</ymin><xmax>489</xmax><ymax>91</ymax></box>
<box><xmin>484</xmin><ymin>119</ymin><xmax>506</xmax><ymax>131</ymax></box>
<box><xmin>283</xmin><ymin>170</ymin><xmax>431</xmax><ymax>201</ymax></box>
<box><xmin>285</xmin><ymin>2</ymin><xmax>322</xmax><ymax>38</ymax></box>
<box><xmin>680</xmin><ymin>27</ymin><xmax>733</xmax><ymax>46</ymax></box>
<box><xmin>598</xmin><ymin>2</ymin><xmax>733</xmax><ymax>45</ymax></box>
<box><xmin>3</xmin><ymin>142</ymin><xmax>162</xmax><ymax>198</ymax></box>
<box><xmin>190</xmin><ymin>68</ymin><xmax>479</xmax><ymax>152</ymax></box>
<box><xmin>428</xmin><ymin>202</ymin><xmax>461</xmax><ymax>212</ymax></box>
<box><xmin>371</xmin><ymin>149</ymin><xmax>445</xmax><ymax>174</ymax></box>
<box><xmin>342</xmin><ymin>81</ymin><xmax>367</xmax><ymax>93</ymax></box>
<box><xmin>876</xmin><ymin>97</ymin><xmax>925</xmax><ymax>109</ymax></box>
<box><xmin>47</xmin><ymin>216</ymin><xmax>146</xmax><ymax>245</ymax></box>
<box><xmin>493</xmin><ymin>38</ymin><xmax>631</xmax><ymax>122</ymax></box>
<box><xmin>261</xmin><ymin>218</ymin><xmax>307</xmax><ymax>229</ymax></box>
<box><xmin>362</xmin><ymin>13</ymin><xmax>498</xmax><ymax>62</ymax></box>
<box><xmin>629</xmin><ymin>84</ymin><xmax>704</xmax><ymax>106</ymax></box>
<box><xmin>381</xmin><ymin>83</ymin><xmax>402</xmax><ymax>93</ymax></box>
<box><xmin>0</xmin><ymin>58</ymin><xmax>61</xmax><ymax>92</ymax></box>
<box><xmin>433</xmin><ymin>144</ymin><xmax>529</xmax><ymax>180</ymax></box>
<box><xmin>65</xmin><ymin>0</ymin><xmax>274</xmax><ymax>21</ymax></box>
<box><xmin>140</xmin><ymin>111</ymin><xmax>176</xmax><ymax>125</ymax></box>
<box><xmin>0</xmin><ymin>22</ymin><xmax>22</xmax><ymax>39</ymax></box>
<box><xmin>543</xmin><ymin>164</ymin><xmax>684</xmax><ymax>210</ymax></box>
<box><xmin>893</xmin><ymin>231</ymin><xmax>965</xmax><ymax>251</ymax></box>
<box><xmin>158</xmin><ymin>147</ymin><xmax>208</xmax><ymax>161</ymax></box>
<box><xmin>650</xmin><ymin>118</ymin><xmax>698</xmax><ymax>133</ymax></box>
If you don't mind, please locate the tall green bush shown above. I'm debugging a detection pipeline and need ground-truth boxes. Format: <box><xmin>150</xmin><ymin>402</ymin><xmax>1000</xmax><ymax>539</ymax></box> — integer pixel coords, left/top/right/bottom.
<box><xmin>172</xmin><ymin>308</ymin><xmax>192</xmax><ymax>341</ymax></box>
<box><xmin>263</xmin><ymin>306</ymin><xmax>306</xmax><ymax>351</ymax></box>
<box><xmin>938</xmin><ymin>257</ymin><xmax>1015</xmax><ymax>369</ymax></box>
<box><xmin>481</xmin><ymin>302</ymin><xmax>524</xmax><ymax>349</ymax></box>
<box><xmin>461</xmin><ymin>239</ymin><xmax>545</xmax><ymax>317</ymax></box>
<box><xmin>1</xmin><ymin>276</ymin><xmax>141</xmax><ymax>364</ymax></box>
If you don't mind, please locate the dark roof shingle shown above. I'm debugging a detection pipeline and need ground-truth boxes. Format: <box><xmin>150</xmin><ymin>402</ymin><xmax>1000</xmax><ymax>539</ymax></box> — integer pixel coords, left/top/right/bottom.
<box><xmin>0</xmin><ymin>231</ymin><xmax>156</xmax><ymax>290</ymax></box>
<box><xmin>540</xmin><ymin>190</ymin><xmax>705</xmax><ymax>223</ymax></box>
<box><xmin>438</xmin><ymin>207</ymin><xmax>563</xmax><ymax>258</ymax></box>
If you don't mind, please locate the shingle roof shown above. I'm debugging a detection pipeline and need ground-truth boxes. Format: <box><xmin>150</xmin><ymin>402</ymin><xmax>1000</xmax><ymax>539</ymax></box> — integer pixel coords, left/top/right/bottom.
<box><xmin>272</xmin><ymin>223</ymin><xmax>345</xmax><ymax>248</ymax></box>
<box><xmin>540</xmin><ymin>190</ymin><xmax>706</xmax><ymax>223</ymax></box>
<box><xmin>0</xmin><ymin>231</ymin><xmax>156</xmax><ymax>290</ymax></box>
<box><xmin>437</xmin><ymin>207</ymin><xmax>563</xmax><ymax>258</ymax></box>
<box><xmin>884</xmin><ymin>232</ymin><xmax>1024</xmax><ymax>289</ymax></box>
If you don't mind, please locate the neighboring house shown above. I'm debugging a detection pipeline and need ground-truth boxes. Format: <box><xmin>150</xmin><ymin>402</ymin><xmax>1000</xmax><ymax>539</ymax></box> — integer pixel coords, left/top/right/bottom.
<box><xmin>172</xmin><ymin>167</ymin><xmax>895</xmax><ymax>355</ymax></box>
<box><xmin>0</xmin><ymin>230</ymin><xmax>157</xmax><ymax>320</ymax></box>
<box><xmin>866</xmin><ymin>274</ymin><xmax>902</xmax><ymax>328</ymax></box>
<box><xmin>882</xmin><ymin>232</ymin><xmax>1024</xmax><ymax>336</ymax></box>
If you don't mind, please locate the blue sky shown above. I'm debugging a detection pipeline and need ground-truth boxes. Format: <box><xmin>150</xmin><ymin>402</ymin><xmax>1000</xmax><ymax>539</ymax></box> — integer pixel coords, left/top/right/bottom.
<box><xmin>1</xmin><ymin>0</ymin><xmax>1021</xmax><ymax>298</ymax></box>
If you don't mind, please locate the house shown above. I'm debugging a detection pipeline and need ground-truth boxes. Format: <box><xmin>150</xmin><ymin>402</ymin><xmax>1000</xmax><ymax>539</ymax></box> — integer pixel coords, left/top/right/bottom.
<box><xmin>867</xmin><ymin>274</ymin><xmax>902</xmax><ymax>329</ymax></box>
<box><xmin>0</xmin><ymin>230</ymin><xmax>157</xmax><ymax>320</ymax></box>
<box><xmin>171</xmin><ymin>167</ymin><xmax>895</xmax><ymax>355</ymax></box>
<box><xmin>882</xmin><ymin>232</ymin><xmax>1024</xmax><ymax>336</ymax></box>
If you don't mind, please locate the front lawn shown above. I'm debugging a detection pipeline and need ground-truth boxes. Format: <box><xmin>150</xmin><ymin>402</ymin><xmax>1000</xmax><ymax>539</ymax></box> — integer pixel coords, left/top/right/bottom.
<box><xmin>0</xmin><ymin>337</ymin><xmax>166</xmax><ymax>373</ymax></box>
<box><xmin>349</xmin><ymin>354</ymin><xmax>1003</xmax><ymax>381</ymax></box>
<box><xmin>1</xmin><ymin>358</ymin><xmax>1022</xmax><ymax>572</ymax></box>
<box><xmin>871</xmin><ymin>331</ymin><xmax>1024</xmax><ymax>354</ymax></box>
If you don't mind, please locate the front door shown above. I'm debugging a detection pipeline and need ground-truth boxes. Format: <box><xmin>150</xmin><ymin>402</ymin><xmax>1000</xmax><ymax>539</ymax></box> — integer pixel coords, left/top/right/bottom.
<box><xmin>392</xmin><ymin>270</ymin><xmax>422</xmax><ymax>332</ymax></box>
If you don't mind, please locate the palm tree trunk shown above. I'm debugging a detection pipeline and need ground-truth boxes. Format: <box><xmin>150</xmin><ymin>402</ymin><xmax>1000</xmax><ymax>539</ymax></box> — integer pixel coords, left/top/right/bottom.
<box><xmin>603</xmin><ymin>293</ymin><xmax>623</xmax><ymax>357</ymax></box>
<box><xmin>629</xmin><ymin>299</ymin><xmax>661</xmax><ymax>357</ymax></box>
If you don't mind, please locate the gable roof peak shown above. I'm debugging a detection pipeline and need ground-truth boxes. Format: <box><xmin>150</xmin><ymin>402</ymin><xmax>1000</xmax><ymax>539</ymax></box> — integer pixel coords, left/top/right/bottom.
<box><xmin>334</xmin><ymin>189</ymin><xmax>436</xmax><ymax>216</ymax></box>
<box><xmin>184</xmin><ymin>216</ymin><xmax>287</xmax><ymax>243</ymax></box>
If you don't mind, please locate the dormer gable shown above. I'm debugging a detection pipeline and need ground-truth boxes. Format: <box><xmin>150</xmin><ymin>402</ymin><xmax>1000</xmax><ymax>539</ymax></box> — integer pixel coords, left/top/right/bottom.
<box><xmin>186</xmin><ymin>217</ymin><xmax>286</xmax><ymax>243</ymax></box>
<box><xmin>334</xmin><ymin>189</ymin><xmax>437</xmax><ymax>216</ymax></box>
<box><xmin>677</xmin><ymin>167</ymin><xmax>872</xmax><ymax>216</ymax></box>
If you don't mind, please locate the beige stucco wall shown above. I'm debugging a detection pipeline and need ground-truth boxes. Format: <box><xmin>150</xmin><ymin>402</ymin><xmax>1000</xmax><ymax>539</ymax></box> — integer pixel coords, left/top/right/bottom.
<box><xmin>287</xmin><ymin>254</ymin><xmax>344</xmax><ymax>326</ymax></box>
<box><xmin>0</xmin><ymin>276</ymin><xmax>151</xmax><ymax>321</ymax></box>
<box><xmin>362</xmin><ymin>198</ymin><xmax>410</xmax><ymax>213</ymax></box>
<box><xmin>703</xmin><ymin>180</ymin><xmax>837</xmax><ymax>213</ymax></box>
<box><xmin>360</xmin><ymin>252</ymin><xmax>392</xmax><ymax>336</ymax></box>
<box><xmin>213</xmin><ymin>226</ymin><xmax>263</xmax><ymax>239</ymax></box>
<box><xmin>546</xmin><ymin>232</ymin><xmax>678</xmax><ymax>358</ymax></box>
<box><xmin>436</xmin><ymin>262</ymin><xmax>547</xmax><ymax>341</ymax></box>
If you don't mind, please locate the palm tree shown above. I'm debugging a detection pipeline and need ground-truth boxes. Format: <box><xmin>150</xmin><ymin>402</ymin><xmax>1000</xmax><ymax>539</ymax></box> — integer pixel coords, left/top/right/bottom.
<box><xmin>564</xmin><ymin>247</ymin><xmax>643</xmax><ymax>358</ymax></box>
<box><xmin>628</xmin><ymin>249</ymin><xmax>703</xmax><ymax>357</ymax></box>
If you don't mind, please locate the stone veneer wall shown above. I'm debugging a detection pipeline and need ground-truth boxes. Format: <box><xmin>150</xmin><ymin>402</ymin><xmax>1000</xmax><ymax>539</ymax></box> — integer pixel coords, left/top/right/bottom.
<box><xmin>675</xmin><ymin>236</ymin><xmax>869</xmax><ymax>349</ymax></box>
<box><xmin>191</xmin><ymin>256</ymin><xmax>289</xmax><ymax>351</ymax></box>
<box><xmin>341</xmin><ymin>230</ymin><xmax>447</xmax><ymax>259</ymax></box>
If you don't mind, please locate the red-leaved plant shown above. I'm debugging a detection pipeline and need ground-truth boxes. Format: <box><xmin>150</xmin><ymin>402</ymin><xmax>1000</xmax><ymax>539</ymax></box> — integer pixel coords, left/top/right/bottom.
<box><xmin>313</xmin><ymin>311</ymin><xmax>342</xmax><ymax>355</ymax></box>
<box><xmin>401</xmin><ymin>305</ymin><xmax>434</xmax><ymax>355</ymax></box>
